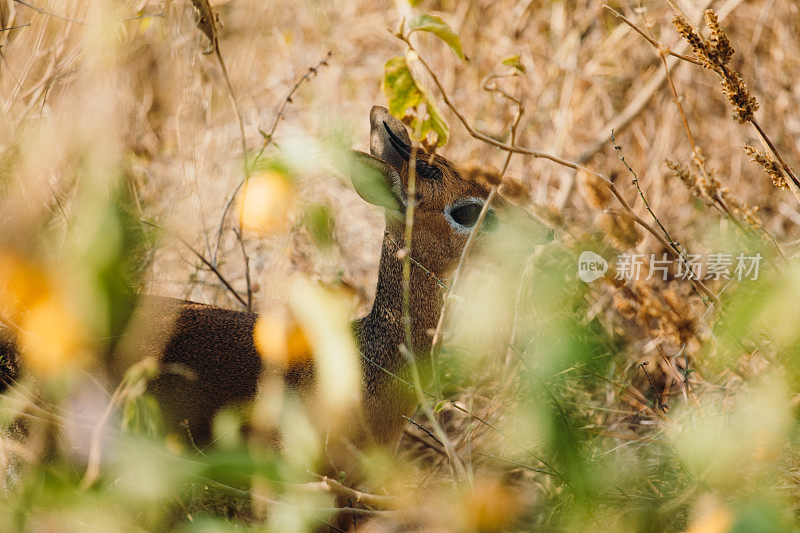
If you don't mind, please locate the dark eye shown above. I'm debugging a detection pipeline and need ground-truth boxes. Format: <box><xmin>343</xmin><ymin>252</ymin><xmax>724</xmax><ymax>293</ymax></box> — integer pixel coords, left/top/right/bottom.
<box><xmin>450</xmin><ymin>203</ymin><xmax>483</xmax><ymax>226</ymax></box>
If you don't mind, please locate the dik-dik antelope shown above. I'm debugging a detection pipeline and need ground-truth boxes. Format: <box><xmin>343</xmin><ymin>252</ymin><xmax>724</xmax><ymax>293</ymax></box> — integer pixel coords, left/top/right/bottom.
<box><xmin>0</xmin><ymin>106</ymin><xmax>552</xmax><ymax>468</ymax></box>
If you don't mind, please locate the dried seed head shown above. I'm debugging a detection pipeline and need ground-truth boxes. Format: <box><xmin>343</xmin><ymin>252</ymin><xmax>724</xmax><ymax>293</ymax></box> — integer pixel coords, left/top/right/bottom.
<box><xmin>461</xmin><ymin>162</ymin><xmax>502</xmax><ymax>186</ymax></box>
<box><xmin>721</xmin><ymin>72</ymin><xmax>759</xmax><ymax>123</ymax></box>
<box><xmin>683</xmin><ymin>148</ymin><xmax>764</xmax><ymax>231</ymax></box>
<box><xmin>191</xmin><ymin>0</ymin><xmax>220</xmax><ymax>51</ymax></box>
<box><xmin>613</xmin><ymin>292</ymin><xmax>636</xmax><ymax>318</ymax></box>
<box><xmin>635</xmin><ymin>281</ymin><xmax>663</xmax><ymax>323</ymax></box>
<box><xmin>740</xmin><ymin>205</ymin><xmax>762</xmax><ymax>230</ymax></box>
<box><xmin>705</xmin><ymin>10</ymin><xmax>733</xmax><ymax>65</ymax></box>
<box><xmin>598</xmin><ymin>211</ymin><xmax>643</xmax><ymax>250</ymax></box>
<box><xmin>689</xmin><ymin>147</ymin><xmax>724</xmax><ymax>203</ymax></box>
<box><xmin>673</xmin><ymin>15</ymin><xmax>711</xmax><ymax>69</ymax></box>
<box><xmin>499</xmin><ymin>177</ymin><xmax>531</xmax><ymax>203</ymax></box>
<box><xmin>666</xmin><ymin>159</ymin><xmax>704</xmax><ymax>201</ymax></box>
<box><xmin>577</xmin><ymin>169</ymin><xmax>613</xmax><ymax>209</ymax></box>
<box><xmin>743</xmin><ymin>144</ymin><xmax>788</xmax><ymax>190</ymax></box>
<box><xmin>674</xmin><ymin>10</ymin><xmax>759</xmax><ymax>124</ymax></box>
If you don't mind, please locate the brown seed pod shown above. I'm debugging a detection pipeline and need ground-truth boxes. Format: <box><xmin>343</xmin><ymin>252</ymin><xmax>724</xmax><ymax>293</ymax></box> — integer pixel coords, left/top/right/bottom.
<box><xmin>461</xmin><ymin>162</ymin><xmax>502</xmax><ymax>186</ymax></box>
<box><xmin>598</xmin><ymin>211</ymin><xmax>643</xmax><ymax>250</ymax></box>
<box><xmin>498</xmin><ymin>176</ymin><xmax>530</xmax><ymax>203</ymax></box>
<box><xmin>577</xmin><ymin>169</ymin><xmax>613</xmax><ymax>209</ymax></box>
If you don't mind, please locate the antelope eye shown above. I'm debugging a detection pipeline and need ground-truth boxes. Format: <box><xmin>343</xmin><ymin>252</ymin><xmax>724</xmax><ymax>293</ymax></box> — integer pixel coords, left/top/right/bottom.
<box><xmin>450</xmin><ymin>203</ymin><xmax>482</xmax><ymax>226</ymax></box>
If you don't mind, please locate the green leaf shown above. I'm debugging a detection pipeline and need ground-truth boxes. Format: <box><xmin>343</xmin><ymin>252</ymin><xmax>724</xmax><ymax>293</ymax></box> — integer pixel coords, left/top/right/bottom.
<box><xmin>122</xmin><ymin>394</ymin><xmax>164</xmax><ymax>438</ymax></box>
<box><xmin>383</xmin><ymin>55</ymin><xmax>450</xmax><ymax>147</ymax></box>
<box><xmin>502</xmin><ymin>55</ymin><xmax>526</xmax><ymax>74</ymax></box>
<box><xmin>384</xmin><ymin>55</ymin><xmax>423</xmax><ymax>116</ymax></box>
<box><xmin>408</xmin><ymin>14</ymin><xmax>466</xmax><ymax>61</ymax></box>
<box><xmin>303</xmin><ymin>203</ymin><xmax>336</xmax><ymax>249</ymax></box>
<box><xmin>434</xmin><ymin>400</ymin><xmax>448</xmax><ymax>414</ymax></box>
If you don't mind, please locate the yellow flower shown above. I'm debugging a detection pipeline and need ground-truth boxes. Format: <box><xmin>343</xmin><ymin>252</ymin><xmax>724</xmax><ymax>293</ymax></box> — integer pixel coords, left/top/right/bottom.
<box><xmin>0</xmin><ymin>251</ymin><xmax>88</xmax><ymax>377</ymax></box>
<box><xmin>22</xmin><ymin>300</ymin><xmax>85</xmax><ymax>375</ymax></box>
<box><xmin>0</xmin><ymin>252</ymin><xmax>50</xmax><ymax>319</ymax></box>
<box><xmin>462</xmin><ymin>475</ymin><xmax>523</xmax><ymax>531</ymax></box>
<box><xmin>253</xmin><ymin>308</ymin><xmax>311</xmax><ymax>366</ymax></box>
<box><xmin>687</xmin><ymin>507</ymin><xmax>733</xmax><ymax>533</ymax></box>
<box><xmin>236</xmin><ymin>171</ymin><xmax>294</xmax><ymax>234</ymax></box>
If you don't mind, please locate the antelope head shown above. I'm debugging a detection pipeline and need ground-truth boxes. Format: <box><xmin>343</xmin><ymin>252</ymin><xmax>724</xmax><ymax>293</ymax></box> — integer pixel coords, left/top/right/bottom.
<box><xmin>351</xmin><ymin>106</ymin><xmax>553</xmax><ymax>279</ymax></box>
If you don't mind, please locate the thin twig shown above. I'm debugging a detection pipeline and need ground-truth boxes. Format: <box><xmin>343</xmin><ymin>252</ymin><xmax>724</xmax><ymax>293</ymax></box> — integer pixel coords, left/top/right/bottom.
<box><xmin>638</xmin><ymin>361</ymin><xmax>667</xmax><ymax>412</ymax></box>
<box><xmin>141</xmin><ymin>219</ymin><xmax>247</xmax><ymax>308</ymax></box>
<box><xmin>399</xmin><ymin>119</ymin><xmax>468</xmax><ymax>484</ymax></box>
<box><xmin>402</xmin><ymin>415</ymin><xmax>444</xmax><ymax>447</ymax></box>
<box><xmin>0</xmin><ymin>23</ymin><xmax>31</xmax><ymax>32</ymax></box>
<box><xmin>611</xmin><ymin>131</ymin><xmax>712</xmax><ymax>304</ymax></box>
<box><xmin>307</xmin><ymin>472</ymin><xmax>400</xmax><ymax>509</ymax></box>
<box><xmin>232</xmin><ymin>227</ymin><xmax>253</xmax><ymax>311</ymax></box>
<box><xmin>254</xmin><ymin>51</ymin><xmax>333</xmax><ymax>163</ymax></box>
<box><xmin>602</xmin><ymin>5</ymin><xmax>702</xmax><ymax>65</ymax></box>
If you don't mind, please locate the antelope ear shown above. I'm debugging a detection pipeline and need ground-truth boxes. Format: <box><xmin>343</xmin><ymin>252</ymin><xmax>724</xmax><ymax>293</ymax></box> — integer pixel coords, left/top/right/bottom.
<box><xmin>349</xmin><ymin>150</ymin><xmax>404</xmax><ymax>212</ymax></box>
<box><xmin>370</xmin><ymin>106</ymin><xmax>411</xmax><ymax>172</ymax></box>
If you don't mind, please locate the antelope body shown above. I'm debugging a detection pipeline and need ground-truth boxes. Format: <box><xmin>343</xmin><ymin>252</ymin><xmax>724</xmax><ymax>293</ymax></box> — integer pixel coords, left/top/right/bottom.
<box><xmin>0</xmin><ymin>107</ymin><xmax>552</xmax><ymax>468</ymax></box>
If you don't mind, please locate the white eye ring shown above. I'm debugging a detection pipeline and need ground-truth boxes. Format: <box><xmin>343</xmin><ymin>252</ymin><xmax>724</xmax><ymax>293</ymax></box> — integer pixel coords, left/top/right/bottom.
<box><xmin>444</xmin><ymin>197</ymin><xmax>489</xmax><ymax>234</ymax></box>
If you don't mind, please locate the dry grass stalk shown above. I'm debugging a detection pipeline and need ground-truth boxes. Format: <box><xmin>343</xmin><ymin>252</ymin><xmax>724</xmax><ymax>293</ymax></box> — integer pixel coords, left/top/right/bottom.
<box><xmin>607</xmin><ymin>4</ymin><xmax>781</xmax><ymax>252</ymax></box>
<box><xmin>744</xmin><ymin>143</ymin><xmax>788</xmax><ymax>191</ymax></box>
<box><xmin>673</xmin><ymin>11</ymin><xmax>755</xmax><ymax>124</ymax></box>
<box><xmin>670</xmin><ymin>8</ymin><xmax>800</xmax><ymax>200</ymax></box>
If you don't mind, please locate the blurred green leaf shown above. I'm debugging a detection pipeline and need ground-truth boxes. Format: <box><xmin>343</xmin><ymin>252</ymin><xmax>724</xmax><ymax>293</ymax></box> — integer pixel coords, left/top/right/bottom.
<box><xmin>408</xmin><ymin>14</ymin><xmax>466</xmax><ymax>60</ymax></box>
<box><xmin>303</xmin><ymin>203</ymin><xmax>336</xmax><ymax>249</ymax></box>
<box><xmin>212</xmin><ymin>408</ymin><xmax>244</xmax><ymax>450</ymax></box>
<box><xmin>383</xmin><ymin>55</ymin><xmax>450</xmax><ymax>147</ymax></box>
<box><xmin>198</xmin><ymin>450</ymin><xmax>280</xmax><ymax>486</ymax></box>
<box><xmin>123</xmin><ymin>393</ymin><xmax>164</xmax><ymax>438</ymax></box>
<box><xmin>347</xmin><ymin>151</ymin><xmax>402</xmax><ymax>211</ymax></box>
<box><xmin>384</xmin><ymin>56</ymin><xmax>422</xmax><ymax>118</ymax></box>
<box><xmin>501</xmin><ymin>55</ymin><xmax>526</xmax><ymax>74</ymax></box>
<box><xmin>730</xmin><ymin>500</ymin><xmax>795</xmax><ymax>533</ymax></box>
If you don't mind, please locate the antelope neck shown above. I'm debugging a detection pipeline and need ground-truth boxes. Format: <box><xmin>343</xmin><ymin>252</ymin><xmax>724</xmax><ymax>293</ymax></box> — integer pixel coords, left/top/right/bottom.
<box><xmin>363</xmin><ymin>233</ymin><xmax>445</xmax><ymax>365</ymax></box>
